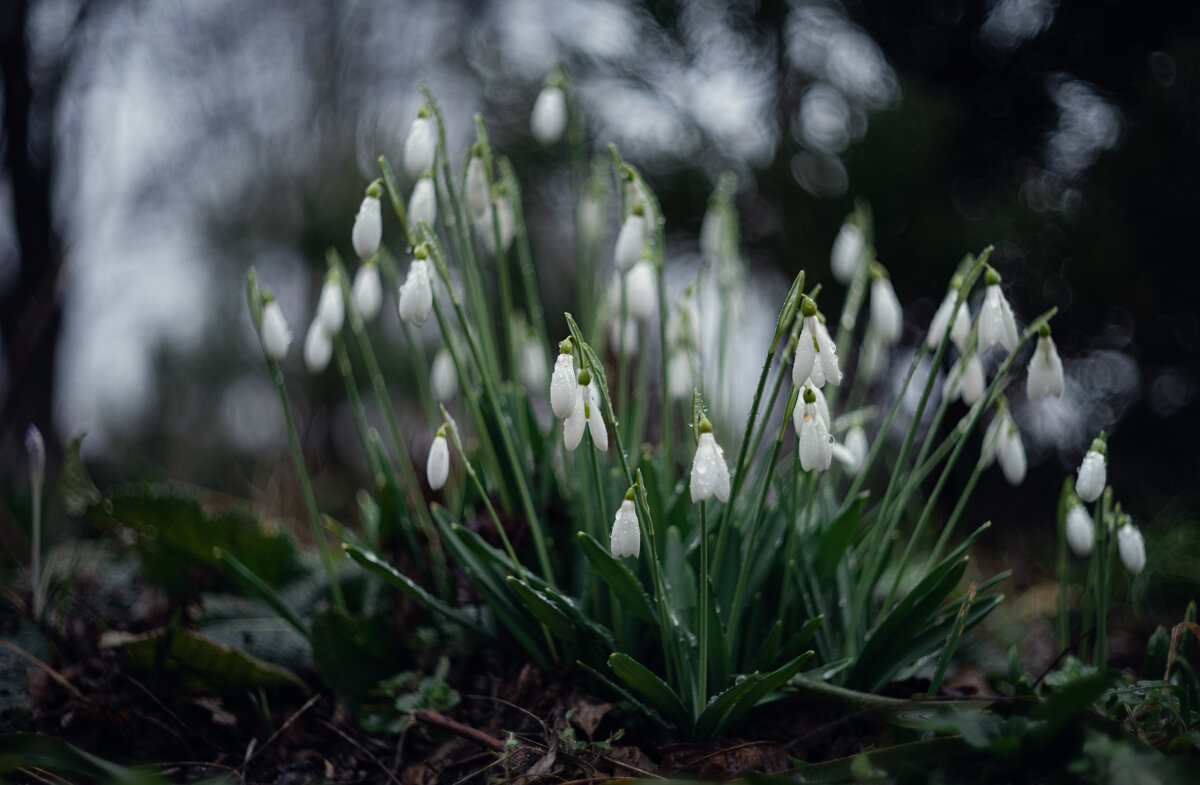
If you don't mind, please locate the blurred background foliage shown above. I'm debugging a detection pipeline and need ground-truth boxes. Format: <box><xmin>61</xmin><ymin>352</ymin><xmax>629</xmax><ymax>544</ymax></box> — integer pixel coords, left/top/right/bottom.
<box><xmin>1</xmin><ymin>0</ymin><xmax>1197</xmax><ymax>642</ymax></box>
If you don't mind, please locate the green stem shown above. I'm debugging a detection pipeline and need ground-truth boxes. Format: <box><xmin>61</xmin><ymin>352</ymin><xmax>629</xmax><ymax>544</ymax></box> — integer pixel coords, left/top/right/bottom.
<box><xmin>1093</xmin><ymin>490</ymin><xmax>1112</xmax><ymax>667</ymax></box>
<box><xmin>1055</xmin><ymin>480</ymin><xmax>1073</xmax><ymax>655</ymax></box>
<box><xmin>698</xmin><ymin>500</ymin><xmax>710</xmax><ymax>714</ymax></box>
<box><xmin>332</xmin><ymin>332</ymin><xmax>382</xmax><ymax>481</ymax></box>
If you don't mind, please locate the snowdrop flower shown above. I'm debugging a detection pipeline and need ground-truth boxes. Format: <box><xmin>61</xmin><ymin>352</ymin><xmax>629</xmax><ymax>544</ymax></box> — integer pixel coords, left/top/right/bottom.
<box><xmin>610</xmin><ymin>488</ymin><xmax>640</xmax><ymax>558</ymax></box>
<box><xmin>404</xmin><ymin>112</ymin><xmax>435</xmax><ymax>180</ymax></box>
<box><xmin>831</xmin><ymin>222</ymin><xmax>866</xmax><ymax>284</ymax></box>
<box><xmin>530</xmin><ymin>83</ymin><xmax>567</xmax><ymax>146</ymax></box>
<box><xmin>978</xmin><ymin>266</ymin><xmax>1019</xmax><ymax>353</ymax></box>
<box><xmin>352</xmin><ymin>182</ymin><xmax>383</xmax><ymax>260</ymax></box>
<box><xmin>408</xmin><ymin>175</ymin><xmax>437</xmax><ymax>235</ymax></box>
<box><xmin>518</xmin><ymin>335</ymin><xmax>549</xmax><ymax>393</ymax></box>
<box><xmin>259</xmin><ymin>296</ymin><xmax>291</xmax><ymax>360</ymax></box>
<box><xmin>465</xmin><ymin>153</ymin><xmax>489</xmax><ymax>217</ymax></box>
<box><xmin>835</xmin><ymin>424</ymin><xmax>868</xmax><ymax>474</ymax></box>
<box><xmin>614</xmin><ymin>204</ymin><xmax>646</xmax><ymax>273</ymax></box>
<box><xmin>927</xmin><ymin>278</ymin><xmax>971</xmax><ymax>352</ymax></box>
<box><xmin>398</xmin><ymin>256</ymin><xmax>433</xmax><ymax>326</ymax></box>
<box><xmin>994</xmin><ymin>410</ymin><xmax>1027</xmax><ymax>485</ymax></box>
<box><xmin>549</xmin><ymin>341</ymin><xmax>577</xmax><ymax>419</ymax></box>
<box><xmin>316</xmin><ymin>274</ymin><xmax>344</xmax><ymax>333</ymax></box>
<box><xmin>1117</xmin><ymin>521</ymin><xmax>1146</xmax><ymax>574</ymax></box>
<box><xmin>353</xmin><ymin>261</ymin><xmax>383</xmax><ymax>322</ymax></box>
<box><xmin>1026</xmin><ymin>325</ymin><xmax>1065</xmax><ymax>400</ymax></box>
<box><xmin>1065</xmin><ymin>500</ymin><xmax>1094</xmax><ymax>557</ymax></box>
<box><xmin>476</xmin><ymin>196</ymin><xmax>515</xmax><ymax>256</ymax></box>
<box><xmin>431</xmin><ymin>347</ymin><xmax>457</xmax><ymax>401</ymax></box>
<box><xmin>564</xmin><ymin>370</ymin><xmax>607</xmax><ymax>451</ymax></box>
<box><xmin>25</xmin><ymin>425</ymin><xmax>45</xmax><ymax>487</ymax></box>
<box><xmin>667</xmin><ymin>349</ymin><xmax>693</xmax><ymax>401</ymax></box>
<box><xmin>585</xmin><ymin>382</ymin><xmax>608</xmax><ymax>451</ymax></box>
<box><xmin>869</xmin><ymin>266</ymin><xmax>903</xmax><ymax>345</ymax></box>
<box><xmin>794</xmin><ymin>387</ymin><xmax>833</xmax><ymax>472</ymax></box>
<box><xmin>303</xmin><ymin>319</ymin><xmax>332</xmax><ymax>373</ymax></box>
<box><xmin>1075</xmin><ymin>433</ymin><xmax>1107</xmax><ymax>503</ymax></box>
<box><xmin>690</xmin><ymin>418</ymin><xmax>731</xmax><ymax>503</ymax></box>
<box><xmin>427</xmin><ymin>427</ymin><xmax>450</xmax><ymax>490</ymax></box>
<box><xmin>623</xmin><ymin>258</ymin><xmax>656</xmax><ymax>320</ymax></box>
<box><xmin>792</xmin><ymin>297</ymin><xmax>843</xmax><ymax>389</ymax></box>
<box><xmin>944</xmin><ymin>352</ymin><xmax>985</xmax><ymax>405</ymax></box>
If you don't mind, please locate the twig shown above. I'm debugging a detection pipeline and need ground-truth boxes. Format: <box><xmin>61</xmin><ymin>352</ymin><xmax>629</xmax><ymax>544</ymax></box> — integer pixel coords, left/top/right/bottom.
<box><xmin>412</xmin><ymin>708</ymin><xmax>505</xmax><ymax>752</ymax></box>
<box><xmin>241</xmin><ymin>693</ymin><xmax>320</xmax><ymax>768</ymax></box>
<box><xmin>0</xmin><ymin>639</ymin><xmax>82</xmax><ymax>699</ymax></box>
<box><xmin>319</xmin><ymin>719</ymin><xmax>403</xmax><ymax>785</ymax></box>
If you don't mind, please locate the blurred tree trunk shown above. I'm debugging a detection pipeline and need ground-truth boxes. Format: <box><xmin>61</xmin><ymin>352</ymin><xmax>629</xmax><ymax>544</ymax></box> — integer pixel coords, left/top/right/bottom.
<box><xmin>0</xmin><ymin>0</ymin><xmax>62</xmax><ymax>466</ymax></box>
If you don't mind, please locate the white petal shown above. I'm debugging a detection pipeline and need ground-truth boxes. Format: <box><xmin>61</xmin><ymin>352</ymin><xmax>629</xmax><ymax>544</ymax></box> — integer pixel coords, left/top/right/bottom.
<box><xmin>792</xmin><ymin>321</ymin><xmax>817</xmax><ymax>389</ymax></box>
<box><xmin>316</xmin><ymin>278</ymin><xmax>345</xmax><ymax>333</ymax></box>
<box><xmin>690</xmin><ymin>432</ymin><xmax>730</xmax><ymax>502</ymax></box>
<box><xmin>530</xmin><ymin>86</ymin><xmax>567</xmax><ymax>145</ymax></box>
<box><xmin>404</xmin><ymin>116</ymin><xmax>435</xmax><ymax>180</ymax></box>
<box><xmin>587</xmin><ymin>384</ymin><xmax>608</xmax><ymax>452</ymax></box>
<box><xmin>998</xmin><ymin>424</ymin><xmax>1026</xmax><ymax>485</ymax></box>
<box><xmin>624</xmin><ymin>260</ymin><xmax>656</xmax><ymax>320</ymax></box>
<box><xmin>980</xmin><ymin>284</ymin><xmax>1019</xmax><ymax>353</ymax></box>
<box><xmin>519</xmin><ymin>341</ymin><xmax>548</xmax><ymax>393</ymax></box>
<box><xmin>1075</xmin><ymin>449</ymin><xmax>1106</xmax><ymax>502</ymax></box>
<box><xmin>353</xmin><ymin>263</ymin><xmax>383</xmax><ymax>321</ymax></box>
<box><xmin>830</xmin><ymin>223</ymin><xmax>865</xmax><ymax>284</ymax></box>
<box><xmin>870</xmin><ymin>278</ymin><xmax>903</xmax><ymax>345</ymax></box>
<box><xmin>431</xmin><ymin>348</ymin><xmax>458</xmax><ymax>401</ymax></box>
<box><xmin>408</xmin><ymin>176</ymin><xmax>438</xmax><ymax>234</ymax></box>
<box><xmin>614</xmin><ymin>214</ymin><xmax>645</xmax><ymax>273</ymax></box>
<box><xmin>1026</xmin><ymin>335</ymin><xmax>1065</xmax><ymax>400</ymax></box>
<box><xmin>610</xmin><ymin>500</ymin><xmax>641</xmax><ymax>558</ymax></box>
<box><xmin>261</xmin><ymin>301</ymin><xmax>292</xmax><ymax>360</ymax></box>
<box><xmin>1118</xmin><ymin>525</ymin><xmax>1146</xmax><ymax>574</ymax></box>
<box><xmin>352</xmin><ymin>195</ymin><xmax>382</xmax><ymax>260</ymax></box>
<box><xmin>427</xmin><ymin>435</ymin><xmax>450</xmax><ymax>490</ymax></box>
<box><xmin>304</xmin><ymin>320</ymin><xmax>332</xmax><ymax>373</ymax></box>
<box><xmin>397</xmin><ymin>260</ymin><xmax>433</xmax><ymax>325</ymax></box>
<box><xmin>668</xmin><ymin>350</ymin><xmax>692</xmax><ymax>401</ymax></box>
<box><xmin>810</xmin><ymin>383</ymin><xmax>830</xmax><ymax>428</ymax></box>
<box><xmin>927</xmin><ymin>292</ymin><xmax>954</xmax><ymax>350</ymax></box>
<box><xmin>465</xmin><ymin>156</ymin><xmax>489</xmax><ymax>217</ymax></box>
<box><xmin>951</xmin><ymin>301</ymin><xmax>972</xmax><ymax>352</ymax></box>
<box><xmin>844</xmin><ymin>425</ymin><xmax>868</xmax><ymax>472</ymax></box>
<box><xmin>1065</xmin><ymin>505</ymin><xmax>1094</xmax><ymax>557</ymax></box>
<box><xmin>476</xmin><ymin>197</ymin><xmax>515</xmax><ymax>256</ymax></box>
<box><xmin>563</xmin><ymin>388</ymin><xmax>586</xmax><ymax>450</ymax></box>
<box><xmin>814</xmin><ymin>318</ymin><xmax>843</xmax><ymax>386</ymax></box>
<box><xmin>550</xmin><ymin>354</ymin><xmax>577</xmax><ymax>419</ymax></box>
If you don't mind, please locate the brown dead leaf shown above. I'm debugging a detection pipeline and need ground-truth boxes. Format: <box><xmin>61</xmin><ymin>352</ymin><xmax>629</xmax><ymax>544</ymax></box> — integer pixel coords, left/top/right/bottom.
<box><xmin>191</xmin><ymin>696</ymin><xmax>237</xmax><ymax>727</ymax></box>
<box><xmin>606</xmin><ymin>745</ymin><xmax>658</xmax><ymax>778</ymax></box>
<box><xmin>570</xmin><ymin>699</ymin><xmax>613</xmax><ymax>740</ymax></box>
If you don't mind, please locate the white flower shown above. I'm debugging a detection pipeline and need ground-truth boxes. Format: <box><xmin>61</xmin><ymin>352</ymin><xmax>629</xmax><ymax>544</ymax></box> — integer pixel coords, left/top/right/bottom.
<box><xmin>530</xmin><ymin>85</ymin><xmax>567</xmax><ymax>146</ymax></box>
<box><xmin>792</xmin><ymin>299</ymin><xmax>843</xmax><ymax>389</ymax></box>
<box><xmin>549</xmin><ymin>349</ymin><xmax>577</xmax><ymax>419</ymax></box>
<box><xmin>870</xmin><ymin>274</ymin><xmax>903</xmax><ymax>345</ymax></box>
<box><xmin>667</xmin><ymin>349</ymin><xmax>693</xmax><ymax>401</ymax></box>
<box><xmin>1075</xmin><ymin>438</ymin><xmax>1107</xmax><ymax>502</ymax></box>
<box><xmin>427</xmin><ymin>433</ymin><xmax>449</xmax><ymax>490</ymax></box>
<box><xmin>807</xmin><ymin>382</ymin><xmax>831</xmax><ymax>428</ymax></box>
<box><xmin>1065</xmin><ymin>503</ymin><xmax>1095</xmax><ymax>557</ymax></box>
<box><xmin>398</xmin><ymin>259</ymin><xmax>433</xmax><ymax>325</ymax></box>
<box><xmin>404</xmin><ymin>115</ymin><xmax>435</xmax><ymax>180</ymax></box>
<box><xmin>614</xmin><ymin>210</ymin><xmax>646</xmax><ymax>273</ymax></box>
<box><xmin>564</xmin><ymin>374</ymin><xmax>607</xmax><ymax>452</ymax></box>
<box><xmin>316</xmin><ymin>276</ymin><xmax>344</xmax><ymax>333</ymax></box>
<box><xmin>700</xmin><ymin>204</ymin><xmax>721</xmax><ymax>261</ymax></box>
<box><xmin>353</xmin><ymin>262</ymin><xmax>383</xmax><ymax>322</ymax></box>
<box><xmin>465</xmin><ymin>155</ymin><xmax>489</xmax><ymax>217</ymax></box>
<box><xmin>304</xmin><ymin>319</ymin><xmax>332</xmax><ymax>373</ymax></box>
<box><xmin>25</xmin><ymin>424</ymin><xmax>45</xmax><ymax>485</ymax></box>
<box><xmin>944</xmin><ymin>352</ymin><xmax>985</xmax><ymax>405</ymax></box>
<box><xmin>997</xmin><ymin>419</ymin><xmax>1026</xmax><ymax>485</ymax></box>
<box><xmin>352</xmin><ymin>193</ymin><xmax>382</xmax><ymax>260</ymax></box>
<box><xmin>1117</xmin><ymin>523</ymin><xmax>1146</xmax><ymax>575</ymax></box>
<box><xmin>794</xmin><ymin>389</ymin><xmax>833</xmax><ymax>472</ymax></box>
<box><xmin>831</xmin><ymin>222</ymin><xmax>866</xmax><ymax>284</ymax></box>
<box><xmin>1026</xmin><ymin>331</ymin><xmax>1065</xmax><ymax>400</ymax></box>
<box><xmin>519</xmin><ymin>339</ymin><xmax>548</xmax><ymax>393</ymax></box>
<box><xmin>408</xmin><ymin>175</ymin><xmax>437</xmax><ymax>235</ymax></box>
<box><xmin>260</xmin><ymin>299</ymin><xmax>291</xmax><ymax>360</ymax></box>
<box><xmin>690</xmin><ymin>427</ymin><xmax>731</xmax><ymax>503</ymax></box>
<box><xmin>978</xmin><ymin>270</ymin><xmax>1019</xmax><ymax>353</ymax></box>
<box><xmin>476</xmin><ymin>196</ymin><xmax>515</xmax><ymax>256</ymax></box>
<box><xmin>623</xmin><ymin>259</ymin><xmax>656</xmax><ymax>320</ymax></box>
<box><xmin>836</xmin><ymin>424</ymin><xmax>868</xmax><ymax>473</ymax></box>
<box><xmin>431</xmin><ymin>347</ymin><xmax>457</xmax><ymax>401</ymax></box>
<box><xmin>610</xmin><ymin>497</ymin><xmax>641</xmax><ymax>558</ymax></box>
<box><xmin>586</xmin><ymin>382</ymin><xmax>608</xmax><ymax>451</ymax></box>
<box><xmin>927</xmin><ymin>289</ymin><xmax>971</xmax><ymax>352</ymax></box>
<box><xmin>563</xmin><ymin>386</ymin><xmax>587</xmax><ymax>450</ymax></box>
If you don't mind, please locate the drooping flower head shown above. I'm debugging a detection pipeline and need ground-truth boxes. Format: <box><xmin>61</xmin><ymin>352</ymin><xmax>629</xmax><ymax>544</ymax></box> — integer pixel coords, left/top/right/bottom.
<box><xmin>259</xmin><ymin>293</ymin><xmax>292</xmax><ymax>361</ymax></box>
<box><xmin>530</xmin><ymin>81</ymin><xmax>567</xmax><ymax>146</ymax></box>
<box><xmin>690</xmin><ymin>417</ymin><xmax>731</xmax><ymax>503</ymax></box>
<box><xmin>1117</xmin><ymin>519</ymin><xmax>1146</xmax><ymax>575</ymax></box>
<box><xmin>404</xmin><ymin>109</ymin><xmax>435</xmax><ymax>180</ymax></box>
<box><xmin>792</xmin><ymin>296</ymin><xmax>843</xmax><ymax>389</ymax></box>
<box><xmin>563</xmin><ymin>368</ymin><xmax>607</xmax><ymax>452</ymax></box>
<box><xmin>869</xmin><ymin>263</ymin><xmax>903</xmax><ymax>345</ymax></box>
<box><xmin>431</xmin><ymin>346</ymin><xmax>457</xmax><ymax>402</ymax></box>
<box><xmin>927</xmin><ymin>274</ymin><xmax>971</xmax><ymax>352</ymax></box>
<box><xmin>465</xmin><ymin>149</ymin><xmax>489</xmax><ymax>218</ymax></box>
<box><xmin>353</xmin><ymin>260</ymin><xmax>383</xmax><ymax>322</ymax></box>
<box><xmin>398</xmin><ymin>248</ymin><xmax>433</xmax><ymax>326</ymax></box>
<box><xmin>982</xmin><ymin>400</ymin><xmax>1025</xmax><ymax>485</ymax></box>
<box><xmin>610</xmin><ymin>486</ymin><xmax>641</xmax><ymax>559</ymax></box>
<box><xmin>944</xmin><ymin>351</ymin><xmax>985</xmax><ymax>405</ymax></box>
<box><xmin>1075</xmin><ymin>432</ymin><xmax>1107</xmax><ymax>503</ymax></box>
<box><xmin>304</xmin><ymin>318</ymin><xmax>332</xmax><ymax>373</ymax></box>
<box><xmin>1026</xmin><ymin>324</ymin><xmax>1065</xmax><ymax>401</ymax></box>
<box><xmin>978</xmin><ymin>265</ymin><xmax>1019</xmax><ymax>353</ymax></box>
<box><xmin>316</xmin><ymin>272</ymin><xmax>345</xmax><ymax>334</ymax></box>
<box><xmin>408</xmin><ymin>174</ymin><xmax>438</xmax><ymax>235</ymax></box>
<box><xmin>25</xmin><ymin>424</ymin><xmax>45</xmax><ymax>487</ymax></box>
<box><xmin>794</xmin><ymin>387</ymin><xmax>833</xmax><ymax>472</ymax></box>
<box><xmin>549</xmin><ymin>339</ymin><xmax>577</xmax><ymax>420</ymax></box>
<box><xmin>623</xmin><ymin>257</ymin><xmax>657</xmax><ymax>320</ymax></box>
<box><xmin>830</xmin><ymin>221</ymin><xmax>866</xmax><ymax>284</ymax></box>
<box><xmin>1064</xmin><ymin>496</ymin><xmax>1095</xmax><ymax>557</ymax></box>
<box><xmin>352</xmin><ymin>180</ymin><xmax>383</xmax><ymax>261</ymax></box>
<box><xmin>614</xmin><ymin>202</ymin><xmax>647</xmax><ymax>273</ymax></box>
<box><xmin>518</xmin><ymin>332</ymin><xmax>549</xmax><ymax>394</ymax></box>
<box><xmin>475</xmin><ymin>194</ymin><xmax>515</xmax><ymax>256</ymax></box>
<box><xmin>427</xmin><ymin>425</ymin><xmax>450</xmax><ymax>491</ymax></box>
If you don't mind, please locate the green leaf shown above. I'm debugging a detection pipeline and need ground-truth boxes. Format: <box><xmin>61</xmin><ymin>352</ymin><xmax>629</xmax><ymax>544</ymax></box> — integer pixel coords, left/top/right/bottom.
<box><xmin>1030</xmin><ymin>668</ymin><xmax>1116</xmax><ymax>737</ymax></box>
<box><xmin>578</xmin><ymin>532</ymin><xmax>657</xmax><ymax>624</ymax></box>
<box><xmin>0</xmin><ymin>733</ymin><xmax>168</xmax><ymax>784</ymax></box>
<box><xmin>608</xmin><ymin>652</ymin><xmax>689</xmax><ymax>729</ymax></box>
<box><xmin>814</xmin><ymin>492</ymin><xmax>869</xmax><ymax>583</ymax></box>
<box><xmin>101</xmin><ymin>628</ymin><xmax>306</xmax><ymax>695</ymax></box>
<box><xmin>58</xmin><ymin>437</ymin><xmax>101</xmax><ymax>516</ymax></box>
<box><xmin>507</xmin><ymin>576</ymin><xmax>579</xmax><ymax>641</ymax></box>
<box><xmin>343</xmin><ymin>544</ymin><xmax>489</xmax><ymax>638</ymax></box>
<box><xmin>213</xmin><ymin>547</ymin><xmax>310</xmax><ymax>641</ymax></box>
<box><xmin>310</xmin><ymin>609</ymin><xmax>409</xmax><ymax>710</ymax></box>
<box><xmin>576</xmin><ymin>661</ymin><xmax>670</xmax><ymax>733</ymax></box>
<box><xmin>719</xmin><ymin>650</ymin><xmax>814</xmax><ymax>733</ymax></box>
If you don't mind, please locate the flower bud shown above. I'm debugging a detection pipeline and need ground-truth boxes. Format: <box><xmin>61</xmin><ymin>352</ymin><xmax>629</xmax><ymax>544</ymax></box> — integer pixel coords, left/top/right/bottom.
<box><xmin>304</xmin><ymin>319</ymin><xmax>332</xmax><ymax>373</ymax></box>
<box><xmin>316</xmin><ymin>275</ymin><xmax>344</xmax><ymax>333</ymax></box>
<box><xmin>610</xmin><ymin>498</ymin><xmax>641</xmax><ymax>558</ymax></box>
<box><xmin>260</xmin><ymin>298</ymin><xmax>292</xmax><ymax>360</ymax></box>
<box><xmin>431</xmin><ymin>347</ymin><xmax>457</xmax><ymax>401</ymax></box>
<box><xmin>830</xmin><ymin>222</ymin><xmax>866</xmax><ymax>284</ymax></box>
<box><xmin>869</xmin><ymin>272</ymin><xmax>903</xmax><ymax>345</ymax></box>
<box><xmin>530</xmin><ymin>85</ymin><xmax>567</xmax><ymax>146</ymax></box>
<box><xmin>613</xmin><ymin>209</ymin><xmax>646</xmax><ymax>273</ymax></box>
<box><xmin>1075</xmin><ymin>439</ymin><xmax>1107</xmax><ymax>503</ymax></box>
<box><xmin>1117</xmin><ymin>523</ymin><xmax>1146</xmax><ymax>574</ymax></box>
<box><xmin>404</xmin><ymin>114</ymin><xmax>435</xmax><ymax>180</ymax></box>
<box><xmin>550</xmin><ymin>349</ymin><xmax>577</xmax><ymax>420</ymax></box>
<box><xmin>397</xmin><ymin>259</ymin><xmax>433</xmax><ymax>325</ymax></box>
<box><xmin>353</xmin><ymin>261</ymin><xmax>383</xmax><ymax>322</ymax></box>
<box><xmin>465</xmin><ymin>155</ymin><xmax>489</xmax><ymax>217</ymax></box>
<box><xmin>352</xmin><ymin>189</ymin><xmax>382</xmax><ymax>260</ymax></box>
<box><xmin>690</xmin><ymin>424</ymin><xmax>731</xmax><ymax>502</ymax></box>
<box><xmin>427</xmin><ymin>432</ymin><xmax>450</xmax><ymax>490</ymax></box>
<box><xmin>408</xmin><ymin>175</ymin><xmax>437</xmax><ymax>235</ymax></box>
<box><xmin>624</xmin><ymin>259</ymin><xmax>656</xmax><ymax>320</ymax></box>
<box><xmin>25</xmin><ymin>425</ymin><xmax>45</xmax><ymax>488</ymax></box>
<box><xmin>1065</xmin><ymin>502</ymin><xmax>1094</xmax><ymax>557</ymax></box>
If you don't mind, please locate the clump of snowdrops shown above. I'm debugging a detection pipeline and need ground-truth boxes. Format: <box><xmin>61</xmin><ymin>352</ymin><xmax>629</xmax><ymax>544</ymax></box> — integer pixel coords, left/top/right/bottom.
<box><xmin>241</xmin><ymin>72</ymin><xmax>1145</xmax><ymax>739</ymax></box>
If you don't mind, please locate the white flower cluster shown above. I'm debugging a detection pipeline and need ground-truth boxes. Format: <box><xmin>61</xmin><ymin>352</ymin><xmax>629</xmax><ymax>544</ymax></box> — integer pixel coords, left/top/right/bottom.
<box><xmin>1065</xmin><ymin>432</ymin><xmax>1145</xmax><ymax>574</ymax></box>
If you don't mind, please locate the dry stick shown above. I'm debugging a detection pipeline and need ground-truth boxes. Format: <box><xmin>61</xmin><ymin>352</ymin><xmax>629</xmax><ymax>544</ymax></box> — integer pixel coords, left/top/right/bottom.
<box><xmin>241</xmin><ymin>693</ymin><xmax>321</xmax><ymax>768</ymax></box>
<box><xmin>412</xmin><ymin>708</ymin><xmax>505</xmax><ymax>752</ymax></box>
<box><xmin>319</xmin><ymin>719</ymin><xmax>403</xmax><ymax>785</ymax></box>
<box><xmin>0</xmin><ymin>639</ymin><xmax>82</xmax><ymax>699</ymax></box>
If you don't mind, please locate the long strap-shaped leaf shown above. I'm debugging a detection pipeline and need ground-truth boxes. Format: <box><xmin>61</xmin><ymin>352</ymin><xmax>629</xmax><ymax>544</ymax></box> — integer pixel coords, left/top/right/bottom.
<box><xmin>577</xmin><ymin>532</ymin><xmax>657</xmax><ymax>624</ymax></box>
<box><xmin>694</xmin><ymin>651</ymin><xmax>814</xmax><ymax>739</ymax></box>
<box><xmin>608</xmin><ymin>652</ymin><xmax>690</xmax><ymax>731</ymax></box>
